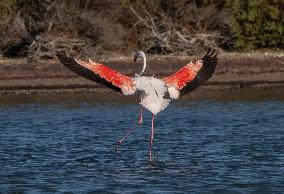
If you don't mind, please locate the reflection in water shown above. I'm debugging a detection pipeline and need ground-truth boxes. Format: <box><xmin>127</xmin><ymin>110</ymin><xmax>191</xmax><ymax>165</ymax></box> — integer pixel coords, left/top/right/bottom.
<box><xmin>0</xmin><ymin>89</ymin><xmax>283</xmax><ymax>193</ymax></box>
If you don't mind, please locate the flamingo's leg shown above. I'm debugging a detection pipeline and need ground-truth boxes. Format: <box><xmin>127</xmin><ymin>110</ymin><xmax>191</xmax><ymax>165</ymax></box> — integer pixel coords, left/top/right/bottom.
<box><xmin>149</xmin><ymin>113</ymin><xmax>155</xmax><ymax>162</ymax></box>
<box><xmin>116</xmin><ymin>107</ymin><xmax>143</xmax><ymax>150</ymax></box>
<box><xmin>139</xmin><ymin>107</ymin><xmax>143</xmax><ymax>125</ymax></box>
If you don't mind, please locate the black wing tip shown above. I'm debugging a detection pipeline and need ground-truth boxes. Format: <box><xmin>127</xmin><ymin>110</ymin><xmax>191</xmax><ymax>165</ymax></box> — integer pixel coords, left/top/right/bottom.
<box><xmin>203</xmin><ymin>47</ymin><xmax>218</xmax><ymax>59</ymax></box>
<box><xmin>56</xmin><ymin>52</ymin><xmax>68</xmax><ymax>61</ymax></box>
<box><xmin>201</xmin><ymin>47</ymin><xmax>218</xmax><ymax>67</ymax></box>
<box><xmin>56</xmin><ymin>52</ymin><xmax>78</xmax><ymax>66</ymax></box>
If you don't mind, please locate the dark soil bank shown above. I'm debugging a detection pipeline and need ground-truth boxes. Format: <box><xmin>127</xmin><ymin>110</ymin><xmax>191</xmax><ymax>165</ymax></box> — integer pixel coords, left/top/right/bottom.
<box><xmin>0</xmin><ymin>51</ymin><xmax>283</xmax><ymax>95</ymax></box>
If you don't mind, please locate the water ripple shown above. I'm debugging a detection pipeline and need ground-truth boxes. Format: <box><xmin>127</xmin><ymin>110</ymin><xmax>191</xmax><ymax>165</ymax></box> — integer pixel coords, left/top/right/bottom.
<box><xmin>0</xmin><ymin>99</ymin><xmax>283</xmax><ymax>193</ymax></box>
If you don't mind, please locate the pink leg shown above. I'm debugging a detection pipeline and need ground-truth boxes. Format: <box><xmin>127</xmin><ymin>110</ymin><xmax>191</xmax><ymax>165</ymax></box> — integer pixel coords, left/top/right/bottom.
<box><xmin>149</xmin><ymin>113</ymin><xmax>155</xmax><ymax>162</ymax></box>
<box><xmin>139</xmin><ymin>107</ymin><xmax>143</xmax><ymax>125</ymax></box>
<box><xmin>116</xmin><ymin>107</ymin><xmax>143</xmax><ymax>150</ymax></box>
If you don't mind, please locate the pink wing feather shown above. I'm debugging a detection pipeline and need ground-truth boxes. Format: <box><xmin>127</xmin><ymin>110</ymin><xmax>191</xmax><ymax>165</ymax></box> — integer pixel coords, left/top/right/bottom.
<box><xmin>163</xmin><ymin>48</ymin><xmax>218</xmax><ymax>97</ymax></box>
<box><xmin>57</xmin><ymin>54</ymin><xmax>135</xmax><ymax>94</ymax></box>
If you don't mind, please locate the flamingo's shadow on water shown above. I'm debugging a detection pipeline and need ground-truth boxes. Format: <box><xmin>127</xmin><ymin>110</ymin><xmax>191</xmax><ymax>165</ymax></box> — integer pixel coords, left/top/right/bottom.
<box><xmin>138</xmin><ymin>161</ymin><xmax>204</xmax><ymax>174</ymax></box>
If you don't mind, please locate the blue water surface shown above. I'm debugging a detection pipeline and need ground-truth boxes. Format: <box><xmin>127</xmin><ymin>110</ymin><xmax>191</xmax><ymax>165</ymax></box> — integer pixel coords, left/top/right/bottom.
<box><xmin>0</xmin><ymin>91</ymin><xmax>283</xmax><ymax>193</ymax></box>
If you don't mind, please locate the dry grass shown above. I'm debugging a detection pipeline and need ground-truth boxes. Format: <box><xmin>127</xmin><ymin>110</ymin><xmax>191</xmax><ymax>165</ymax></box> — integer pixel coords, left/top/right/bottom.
<box><xmin>0</xmin><ymin>0</ymin><xmax>231</xmax><ymax>59</ymax></box>
<box><xmin>128</xmin><ymin>1</ymin><xmax>229</xmax><ymax>54</ymax></box>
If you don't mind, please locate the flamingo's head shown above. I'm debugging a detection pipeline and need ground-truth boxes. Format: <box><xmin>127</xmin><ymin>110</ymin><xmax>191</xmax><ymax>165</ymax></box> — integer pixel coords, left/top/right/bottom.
<box><xmin>133</xmin><ymin>51</ymin><xmax>145</xmax><ymax>62</ymax></box>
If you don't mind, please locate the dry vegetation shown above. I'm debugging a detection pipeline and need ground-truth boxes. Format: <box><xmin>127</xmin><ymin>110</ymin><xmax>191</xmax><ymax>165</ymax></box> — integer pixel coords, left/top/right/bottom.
<box><xmin>0</xmin><ymin>0</ymin><xmax>232</xmax><ymax>59</ymax></box>
<box><xmin>0</xmin><ymin>0</ymin><xmax>282</xmax><ymax>60</ymax></box>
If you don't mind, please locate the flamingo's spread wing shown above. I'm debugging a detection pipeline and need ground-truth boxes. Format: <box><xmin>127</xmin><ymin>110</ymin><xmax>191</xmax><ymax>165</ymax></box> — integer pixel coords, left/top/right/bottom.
<box><xmin>57</xmin><ymin>54</ymin><xmax>136</xmax><ymax>95</ymax></box>
<box><xmin>163</xmin><ymin>48</ymin><xmax>218</xmax><ymax>97</ymax></box>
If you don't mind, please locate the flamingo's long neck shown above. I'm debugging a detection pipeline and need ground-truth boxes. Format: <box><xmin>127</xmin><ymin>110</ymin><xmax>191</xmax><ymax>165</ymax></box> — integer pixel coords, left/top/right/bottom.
<box><xmin>138</xmin><ymin>54</ymin><xmax>146</xmax><ymax>76</ymax></box>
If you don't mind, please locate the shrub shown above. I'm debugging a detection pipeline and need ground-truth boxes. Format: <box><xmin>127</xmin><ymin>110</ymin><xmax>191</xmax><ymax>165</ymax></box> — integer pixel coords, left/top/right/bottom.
<box><xmin>228</xmin><ymin>0</ymin><xmax>283</xmax><ymax>49</ymax></box>
<box><xmin>0</xmin><ymin>0</ymin><xmax>17</xmax><ymax>19</ymax></box>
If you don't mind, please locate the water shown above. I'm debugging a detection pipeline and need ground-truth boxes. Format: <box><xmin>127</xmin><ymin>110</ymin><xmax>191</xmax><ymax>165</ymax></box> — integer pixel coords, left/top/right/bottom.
<box><xmin>0</xmin><ymin>90</ymin><xmax>283</xmax><ymax>193</ymax></box>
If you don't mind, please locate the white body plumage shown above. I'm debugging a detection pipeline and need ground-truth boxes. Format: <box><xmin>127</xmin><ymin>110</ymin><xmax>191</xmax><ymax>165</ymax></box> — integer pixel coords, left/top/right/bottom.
<box><xmin>133</xmin><ymin>76</ymin><xmax>179</xmax><ymax>115</ymax></box>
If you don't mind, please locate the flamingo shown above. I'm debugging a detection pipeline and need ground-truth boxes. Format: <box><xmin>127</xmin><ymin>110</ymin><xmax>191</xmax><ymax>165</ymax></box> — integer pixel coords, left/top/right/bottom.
<box><xmin>57</xmin><ymin>48</ymin><xmax>218</xmax><ymax>161</ymax></box>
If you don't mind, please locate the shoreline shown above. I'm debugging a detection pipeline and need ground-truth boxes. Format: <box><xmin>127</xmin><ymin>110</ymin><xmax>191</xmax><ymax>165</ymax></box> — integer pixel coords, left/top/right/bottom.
<box><xmin>0</xmin><ymin>51</ymin><xmax>283</xmax><ymax>95</ymax></box>
<box><xmin>0</xmin><ymin>87</ymin><xmax>283</xmax><ymax>107</ymax></box>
